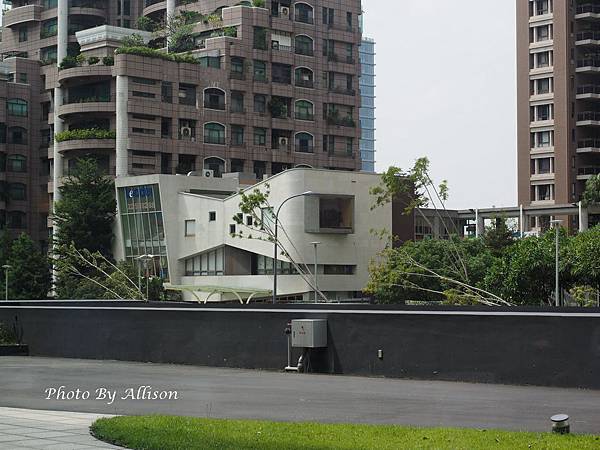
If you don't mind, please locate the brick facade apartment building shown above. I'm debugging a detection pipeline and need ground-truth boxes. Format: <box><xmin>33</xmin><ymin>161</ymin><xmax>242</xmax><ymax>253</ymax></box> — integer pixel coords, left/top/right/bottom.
<box><xmin>0</xmin><ymin>0</ymin><xmax>363</xmax><ymax>249</ymax></box>
<box><xmin>517</xmin><ymin>0</ymin><xmax>600</xmax><ymax>232</ymax></box>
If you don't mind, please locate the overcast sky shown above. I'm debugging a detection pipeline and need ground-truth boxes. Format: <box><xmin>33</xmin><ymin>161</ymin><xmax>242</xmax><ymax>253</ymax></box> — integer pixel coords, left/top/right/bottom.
<box><xmin>362</xmin><ymin>0</ymin><xmax>517</xmax><ymax>209</ymax></box>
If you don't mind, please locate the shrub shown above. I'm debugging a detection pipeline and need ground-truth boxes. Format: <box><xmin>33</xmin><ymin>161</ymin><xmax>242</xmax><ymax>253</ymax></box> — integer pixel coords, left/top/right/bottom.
<box><xmin>223</xmin><ymin>27</ymin><xmax>238</xmax><ymax>38</ymax></box>
<box><xmin>252</xmin><ymin>0</ymin><xmax>265</xmax><ymax>7</ymax></box>
<box><xmin>75</xmin><ymin>53</ymin><xmax>86</xmax><ymax>65</ymax></box>
<box><xmin>54</xmin><ymin>128</ymin><xmax>116</xmax><ymax>142</ymax></box>
<box><xmin>102</xmin><ymin>56</ymin><xmax>114</xmax><ymax>66</ymax></box>
<box><xmin>58</xmin><ymin>56</ymin><xmax>79</xmax><ymax>70</ymax></box>
<box><xmin>0</xmin><ymin>322</ymin><xmax>17</xmax><ymax>345</ymax></box>
<box><xmin>120</xmin><ymin>34</ymin><xmax>146</xmax><ymax>48</ymax></box>
<box><xmin>115</xmin><ymin>46</ymin><xmax>200</xmax><ymax>65</ymax></box>
<box><xmin>87</xmin><ymin>56</ymin><xmax>100</xmax><ymax>65</ymax></box>
<box><xmin>136</xmin><ymin>16</ymin><xmax>158</xmax><ymax>32</ymax></box>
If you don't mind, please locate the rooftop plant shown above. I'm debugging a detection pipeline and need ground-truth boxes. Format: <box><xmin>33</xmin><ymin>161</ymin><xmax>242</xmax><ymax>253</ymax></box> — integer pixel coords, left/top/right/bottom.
<box><xmin>54</xmin><ymin>128</ymin><xmax>116</xmax><ymax>142</ymax></box>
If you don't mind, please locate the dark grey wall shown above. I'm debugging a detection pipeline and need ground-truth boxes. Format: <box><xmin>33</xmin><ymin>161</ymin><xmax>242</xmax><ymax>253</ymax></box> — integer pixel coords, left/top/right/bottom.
<box><xmin>1</xmin><ymin>303</ymin><xmax>600</xmax><ymax>389</ymax></box>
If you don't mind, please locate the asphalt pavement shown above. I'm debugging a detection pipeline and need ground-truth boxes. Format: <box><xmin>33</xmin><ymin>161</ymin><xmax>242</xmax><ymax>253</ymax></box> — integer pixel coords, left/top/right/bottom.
<box><xmin>1</xmin><ymin>357</ymin><xmax>599</xmax><ymax>434</ymax></box>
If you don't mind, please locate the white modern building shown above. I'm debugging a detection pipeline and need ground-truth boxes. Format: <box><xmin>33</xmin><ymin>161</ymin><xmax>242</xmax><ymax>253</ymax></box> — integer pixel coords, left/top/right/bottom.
<box><xmin>113</xmin><ymin>168</ymin><xmax>391</xmax><ymax>302</ymax></box>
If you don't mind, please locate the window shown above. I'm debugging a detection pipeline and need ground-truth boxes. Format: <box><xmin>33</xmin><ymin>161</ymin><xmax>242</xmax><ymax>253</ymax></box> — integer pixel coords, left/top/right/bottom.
<box><xmin>199</xmin><ymin>56</ymin><xmax>221</xmax><ymax>68</ymax></box>
<box><xmin>295</xmin><ymin>100</ymin><xmax>314</xmax><ymax>120</ymax></box>
<box><xmin>346</xmin><ymin>12</ymin><xmax>352</xmax><ymax>28</ymax></box>
<box><xmin>7</xmin><ymin>99</ymin><xmax>28</xmax><ymax>117</ymax></box>
<box><xmin>254</xmin><ymin>94</ymin><xmax>267</xmax><ymax>113</ymax></box>
<box><xmin>209</xmin><ymin>211</ymin><xmax>216</xmax><ymax>221</ymax></box>
<box><xmin>253</xmin><ymin>26</ymin><xmax>268</xmax><ymax>50</ymax></box>
<box><xmin>7</xmin><ymin>211</ymin><xmax>25</xmax><ymax>229</ymax></box>
<box><xmin>161</xmin><ymin>81</ymin><xmax>173</xmax><ymax>103</ymax></box>
<box><xmin>178</xmin><ymin>119</ymin><xmax>196</xmax><ymax>140</ymax></box>
<box><xmin>319</xmin><ymin>197</ymin><xmax>353</xmax><ymax>230</ymax></box>
<box><xmin>253</xmin><ymin>60</ymin><xmax>267</xmax><ymax>81</ymax></box>
<box><xmin>184</xmin><ymin>247</ymin><xmax>224</xmax><ymax>276</ymax></box>
<box><xmin>295</xmin><ymin>132</ymin><xmax>314</xmax><ymax>153</ymax></box>
<box><xmin>8</xmin><ymin>127</ymin><xmax>27</xmax><ymax>145</ymax></box>
<box><xmin>204</xmin><ymin>157</ymin><xmax>225</xmax><ymax>177</ymax></box>
<box><xmin>295</xmin><ymin>3</ymin><xmax>314</xmax><ymax>24</ymax></box>
<box><xmin>231</xmin><ymin>91</ymin><xmax>245</xmax><ymax>113</ymax></box>
<box><xmin>322</xmin><ymin>7</ymin><xmax>334</xmax><ymax>25</ymax></box>
<box><xmin>254</xmin><ymin>127</ymin><xmax>267</xmax><ymax>146</ymax></box>
<box><xmin>324</xmin><ymin>265</ymin><xmax>355</xmax><ymax>275</ymax></box>
<box><xmin>161</xmin><ymin>118</ymin><xmax>171</xmax><ymax>138</ymax></box>
<box><xmin>295</xmin><ymin>35</ymin><xmax>314</xmax><ymax>56</ymax></box>
<box><xmin>246</xmin><ymin>216</ymin><xmax>253</xmax><ymax>226</ymax></box>
<box><xmin>132</xmin><ymin>91</ymin><xmax>155</xmax><ymax>98</ymax></box>
<box><xmin>229</xmin><ymin>224</ymin><xmax>236</xmax><ymax>235</ymax></box>
<box><xmin>184</xmin><ymin>219</ymin><xmax>196</xmax><ymax>236</ymax></box>
<box><xmin>178</xmin><ymin>83</ymin><xmax>197</xmax><ymax>106</ymax></box>
<box><xmin>204</xmin><ymin>123</ymin><xmax>225</xmax><ymax>145</ymax></box>
<box><xmin>230</xmin><ymin>57</ymin><xmax>245</xmax><ymax>79</ymax></box>
<box><xmin>295</xmin><ymin>67</ymin><xmax>314</xmax><ymax>88</ymax></box>
<box><xmin>231</xmin><ymin>159</ymin><xmax>244</xmax><ymax>173</ymax></box>
<box><xmin>132</xmin><ymin>77</ymin><xmax>156</xmax><ymax>85</ymax></box>
<box><xmin>231</xmin><ymin>125</ymin><xmax>244</xmax><ymax>146</ymax></box>
<box><xmin>18</xmin><ymin>73</ymin><xmax>27</xmax><ymax>84</ymax></box>
<box><xmin>272</xmin><ymin>63</ymin><xmax>292</xmax><ymax>84</ymax></box>
<box><xmin>18</xmin><ymin>27</ymin><xmax>28</xmax><ymax>43</ymax></box>
<box><xmin>9</xmin><ymin>183</ymin><xmax>26</xmax><ymax>201</ymax></box>
<box><xmin>7</xmin><ymin>155</ymin><xmax>27</xmax><ymax>172</ymax></box>
<box><xmin>204</xmin><ymin>88</ymin><xmax>225</xmax><ymax>110</ymax></box>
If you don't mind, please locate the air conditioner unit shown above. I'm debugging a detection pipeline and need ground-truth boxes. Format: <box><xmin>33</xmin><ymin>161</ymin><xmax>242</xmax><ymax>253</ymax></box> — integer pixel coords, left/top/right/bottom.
<box><xmin>271</xmin><ymin>40</ymin><xmax>280</xmax><ymax>50</ymax></box>
<box><xmin>180</xmin><ymin>126</ymin><xmax>192</xmax><ymax>137</ymax></box>
<box><xmin>279</xmin><ymin>137</ymin><xmax>289</xmax><ymax>146</ymax></box>
<box><xmin>203</xmin><ymin>169</ymin><xmax>214</xmax><ymax>178</ymax></box>
<box><xmin>280</xmin><ymin>6</ymin><xmax>290</xmax><ymax>16</ymax></box>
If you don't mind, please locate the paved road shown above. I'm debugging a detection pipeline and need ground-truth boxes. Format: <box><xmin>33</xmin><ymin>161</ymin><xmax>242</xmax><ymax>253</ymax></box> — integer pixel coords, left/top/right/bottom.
<box><xmin>1</xmin><ymin>357</ymin><xmax>599</xmax><ymax>434</ymax></box>
<box><xmin>0</xmin><ymin>407</ymin><xmax>120</xmax><ymax>449</ymax></box>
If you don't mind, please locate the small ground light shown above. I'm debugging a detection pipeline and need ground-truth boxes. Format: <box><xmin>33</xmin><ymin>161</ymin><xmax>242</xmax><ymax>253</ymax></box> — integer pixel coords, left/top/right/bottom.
<box><xmin>551</xmin><ymin>414</ymin><xmax>570</xmax><ymax>434</ymax></box>
<box><xmin>377</xmin><ymin>349</ymin><xmax>383</xmax><ymax>360</ymax></box>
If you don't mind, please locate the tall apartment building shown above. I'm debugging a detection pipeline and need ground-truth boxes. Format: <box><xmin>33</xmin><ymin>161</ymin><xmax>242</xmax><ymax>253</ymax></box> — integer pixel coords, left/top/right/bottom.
<box><xmin>517</xmin><ymin>0</ymin><xmax>600</xmax><ymax>232</ymax></box>
<box><xmin>0</xmin><ymin>0</ymin><xmax>363</xmax><ymax>249</ymax></box>
<box><xmin>359</xmin><ymin>36</ymin><xmax>375</xmax><ymax>172</ymax></box>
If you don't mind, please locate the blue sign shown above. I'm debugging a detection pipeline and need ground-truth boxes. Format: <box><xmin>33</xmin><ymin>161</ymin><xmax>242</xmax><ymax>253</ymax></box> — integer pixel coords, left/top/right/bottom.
<box><xmin>128</xmin><ymin>186</ymin><xmax>153</xmax><ymax>199</ymax></box>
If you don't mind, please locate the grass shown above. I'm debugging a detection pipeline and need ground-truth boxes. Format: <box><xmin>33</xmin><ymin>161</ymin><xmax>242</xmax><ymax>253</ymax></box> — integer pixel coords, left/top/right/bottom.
<box><xmin>90</xmin><ymin>416</ymin><xmax>600</xmax><ymax>450</ymax></box>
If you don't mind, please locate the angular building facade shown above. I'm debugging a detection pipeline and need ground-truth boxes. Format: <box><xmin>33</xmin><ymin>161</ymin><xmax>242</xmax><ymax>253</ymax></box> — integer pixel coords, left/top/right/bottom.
<box><xmin>0</xmin><ymin>0</ymin><xmax>363</xmax><ymax>249</ymax></box>
<box><xmin>359</xmin><ymin>37</ymin><xmax>375</xmax><ymax>172</ymax></box>
<box><xmin>517</xmin><ymin>0</ymin><xmax>600</xmax><ymax>232</ymax></box>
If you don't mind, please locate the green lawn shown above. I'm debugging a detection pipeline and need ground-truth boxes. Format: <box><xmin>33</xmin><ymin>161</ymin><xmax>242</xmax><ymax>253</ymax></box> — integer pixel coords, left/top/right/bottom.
<box><xmin>90</xmin><ymin>416</ymin><xmax>600</xmax><ymax>450</ymax></box>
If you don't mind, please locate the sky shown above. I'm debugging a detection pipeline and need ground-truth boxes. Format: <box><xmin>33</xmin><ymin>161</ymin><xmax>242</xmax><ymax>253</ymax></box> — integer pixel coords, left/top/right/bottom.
<box><xmin>362</xmin><ymin>0</ymin><xmax>517</xmax><ymax>209</ymax></box>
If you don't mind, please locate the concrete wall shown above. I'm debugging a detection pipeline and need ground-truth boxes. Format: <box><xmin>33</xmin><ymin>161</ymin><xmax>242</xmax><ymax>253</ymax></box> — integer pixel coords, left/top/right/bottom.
<box><xmin>1</xmin><ymin>303</ymin><xmax>600</xmax><ymax>389</ymax></box>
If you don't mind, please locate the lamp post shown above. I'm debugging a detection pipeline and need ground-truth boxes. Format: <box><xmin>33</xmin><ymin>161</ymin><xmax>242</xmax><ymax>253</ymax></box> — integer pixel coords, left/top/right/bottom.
<box><xmin>550</xmin><ymin>219</ymin><xmax>563</xmax><ymax>307</ymax></box>
<box><xmin>311</xmin><ymin>242</ymin><xmax>320</xmax><ymax>303</ymax></box>
<box><xmin>136</xmin><ymin>254</ymin><xmax>155</xmax><ymax>301</ymax></box>
<box><xmin>2</xmin><ymin>264</ymin><xmax>11</xmax><ymax>301</ymax></box>
<box><xmin>273</xmin><ymin>191</ymin><xmax>314</xmax><ymax>304</ymax></box>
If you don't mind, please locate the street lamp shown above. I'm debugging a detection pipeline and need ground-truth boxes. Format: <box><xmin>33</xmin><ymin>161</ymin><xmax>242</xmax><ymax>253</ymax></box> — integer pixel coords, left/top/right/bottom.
<box><xmin>136</xmin><ymin>254</ymin><xmax>155</xmax><ymax>301</ymax></box>
<box><xmin>550</xmin><ymin>219</ymin><xmax>563</xmax><ymax>307</ymax></box>
<box><xmin>273</xmin><ymin>191</ymin><xmax>314</xmax><ymax>304</ymax></box>
<box><xmin>2</xmin><ymin>265</ymin><xmax>11</xmax><ymax>301</ymax></box>
<box><xmin>311</xmin><ymin>242</ymin><xmax>321</xmax><ymax>303</ymax></box>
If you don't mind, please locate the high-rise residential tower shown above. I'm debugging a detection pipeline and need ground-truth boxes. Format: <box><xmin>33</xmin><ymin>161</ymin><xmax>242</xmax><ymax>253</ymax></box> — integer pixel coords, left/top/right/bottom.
<box><xmin>0</xmin><ymin>0</ymin><xmax>363</xmax><ymax>249</ymax></box>
<box><xmin>359</xmin><ymin>36</ymin><xmax>375</xmax><ymax>172</ymax></box>
<box><xmin>517</xmin><ymin>0</ymin><xmax>600</xmax><ymax>232</ymax></box>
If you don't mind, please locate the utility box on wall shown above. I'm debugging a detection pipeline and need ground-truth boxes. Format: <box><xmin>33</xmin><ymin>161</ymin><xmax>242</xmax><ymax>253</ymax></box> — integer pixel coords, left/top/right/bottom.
<box><xmin>291</xmin><ymin>319</ymin><xmax>327</xmax><ymax>348</ymax></box>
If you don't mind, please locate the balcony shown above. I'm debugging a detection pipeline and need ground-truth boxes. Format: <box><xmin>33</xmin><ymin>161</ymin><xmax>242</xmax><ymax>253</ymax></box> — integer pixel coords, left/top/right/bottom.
<box><xmin>577</xmin><ymin>166</ymin><xmax>600</xmax><ymax>180</ymax></box>
<box><xmin>576</xmin><ymin>58</ymin><xmax>600</xmax><ymax>72</ymax></box>
<box><xmin>295</xmin><ymin>79</ymin><xmax>314</xmax><ymax>88</ymax></box>
<box><xmin>577</xmin><ymin>139</ymin><xmax>600</xmax><ymax>153</ymax></box>
<box><xmin>142</xmin><ymin>0</ymin><xmax>166</xmax><ymax>17</ymax></box>
<box><xmin>576</xmin><ymin>3</ymin><xmax>600</xmax><ymax>20</ymax></box>
<box><xmin>327</xmin><ymin>54</ymin><xmax>355</xmax><ymax>65</ymax></box>
<box><xmin>576</xmin><ymin>31</ymin><xmax>600</xmax><ymax>45</ymax></box>
<box><xmin>577</xmin><ymin>111</ymin><xmax>600</xmax><ymax>126</ymax></box>
<box><xmin>326</xmin><ymin>114</ymin><xmax>356</xmax><ymax>128</ymax></box>
<box><xmin>58</xmin><ymin>64</ymin><xmax>113</xmax><ymax>84</ymax></box>
<box><xmin>57</xmin><ymin>97</ymin><xmax>114</xmax><ymax>119</ymax></box>
<box><xmin>576</xmin><ymin>84</ymin><xmax>600</xmax><ymax>100</ymax></box>
<box><xmin>229</xmin><ymin>71</ymin><xmax>245</xmax><ymax>81</ymax></box>
<box><xmin>3</xmin><ymin>4</ymin><xmax>42</xmax><ymax>27</ymax></box>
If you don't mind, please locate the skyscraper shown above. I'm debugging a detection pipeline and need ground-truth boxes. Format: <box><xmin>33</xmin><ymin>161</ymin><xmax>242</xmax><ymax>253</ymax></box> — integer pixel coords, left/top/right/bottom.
<box><xmin>0</xmin><ymin>0</ymin><xmax>363</xmax><ymax>248</ymax></box>
<box><xmin>359</xmin><ymin>37</ymin><xmax>375</xmax><ymax>172</ymax></box>
<box><xmin>517</xmin><ymin>0</ymin><xmax>600</xmax><ymax>232</ymax></box>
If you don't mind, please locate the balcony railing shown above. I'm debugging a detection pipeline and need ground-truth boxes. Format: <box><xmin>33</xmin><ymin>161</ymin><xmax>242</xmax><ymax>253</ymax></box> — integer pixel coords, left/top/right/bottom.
<box><xmin>577</xmin><ymin>58</ymin><xmax>600</xmax><ymax>68</ymax></box>
<box><xmin>229</xmin><ymin>71</ymin><xmax>245</xmax><ymax>80</ymax></box>
<box><xmin>69</xmin><ymin>0</ymin><xmax>107</xmax><ymax>8</ymax></box>
<box><xmin>295</xmin><ymin>79</ymin><xmax>314</xmax><ymax>88</ymax></box>
<box><xmin>326</xmin><ymin>114</ymin><xmax>356</xmax><ymax>127</ymax></box>
<box><xmin>577</xmin><ymin>4</ymin><xmax>600</xmax><ymax>14</ymax></box>
<box><xmin>295</xmin><ymin>47</ymin><xmax>314</xmax><ymax>57</ymax></box>
<box><xmin>578</xmin><ymin>139</ymin><xmax>600</xmax><ymax>148</ymax></box>
<box><xmin>579</xmin><ymin>167</ymin><xmax>600</xmax><ymax>176</ymax></box>
<box><xmin>144</xmin><ymin>0</ymin><xmax>164</xmax><ymax>6</ymax></box>
<box><xmin>329</xmin><ymin>86</ymin><xmax>356</xmax><ymax>96</ymax></box>
<box><xmin>295</xmin><ymin>14</ymin><xmax>314</xmax><ymax>25</ymax></box>
<box><xmin>295</xmin><ymin>144</ymin><xmax>314</xmax><ymax>153</ymax></box>
<box><xmin>577</xmin><ymin>85</ymin><xmax>600</xmax><ymax>95</ymax></box>
<box><xmin>327</xmin><ymin>53</ymin><xmax>355</xmax><ymax>64</ymax></box>
<box><xmin>295</xmin><ymin>112</ymin><xmax>314</xmax><ymax>121</ymax></box>
<box><xmin>577</xmin><ymin>31</ymin><xmax>600</xmax><ymax>41</ymax></box>
<box><xmin>272</xmin><ymin>42</ymin><xmax>292</xmax><ymax>52</ymax></box>
<box><xmin>63</xmin><ymin>94</ymin><xmax>110</xmax><ymax>104</ymax></box>
<box><xmin>203</xmin><ymin>101</ymin><xmax>225</xmax><ymax>110</ymax></box>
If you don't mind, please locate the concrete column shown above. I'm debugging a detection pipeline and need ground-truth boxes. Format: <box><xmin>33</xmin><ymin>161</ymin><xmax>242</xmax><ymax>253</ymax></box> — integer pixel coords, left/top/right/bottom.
<box><xmin>52</xmin><ymin>0</ymin><xmax>68</xmax><ymax>204</ymax></box>
<box><xmin>167</xmin><ymin>0</ymin><xmax>176</xmax><ymax>20</ymax></box>
<box><xmin>519</xmin><ymin>204</ymin><xmax>525</xmax><ymax>238</ymax></box>
<box><xmin>116</xmin><ymin>75</ymin><xmax>129</xmax><ymax>177</ymax></box>
<box><xmin>475</xmin><ymin>209</ymin><xmax>485</xmax><ymax>238</ymax></box>
<box><xmin>579</xmin><ymin>201</ymin><xmax>589</xmax><ymax>233</ymax></box>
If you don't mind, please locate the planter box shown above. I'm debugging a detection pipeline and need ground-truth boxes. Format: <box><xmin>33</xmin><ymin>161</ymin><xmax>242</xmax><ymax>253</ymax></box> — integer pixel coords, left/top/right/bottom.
<box><xmin>0</xmin><ymin>344</ymin><xmax>29</xmax><ymax>356</ymax></box>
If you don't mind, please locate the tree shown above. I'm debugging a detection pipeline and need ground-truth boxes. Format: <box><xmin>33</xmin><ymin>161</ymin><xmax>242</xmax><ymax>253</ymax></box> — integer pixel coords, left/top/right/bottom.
<box><xmin>6</xmin><ymin>234</ymin><xmax>51</xmax><ymax>300</ymax></box>
<box><xmin>53</xmin><ymin>158</ymin><xmax>116</xmax><ymax>257</ymax></box>
<box><xmin>482</xmin><ymin>216</ymin><xmax>514</xmax><ymax>257</ymax></box>
<box><xmin>566</xmin><ymin>225</ymin><xmax>600</xmax><ymax>305</ymax></box>
<box><xmin>582</xmin><ymin>174</ymin><xmax>600</xmax><ymax>206</ymax></box>
<box><xmin>366</xmin><ymin>237</ymin><xmax>505</xmax><ymax>305</ymax></box>
<box><xmin>154</xmin><ymin>14</ymin><xmax>195</xmax><ymax>53</ymax></box>
<box><xmin>483</xmin><ymin>229</ymin><xmax>570</xmax><ymax>306</ymax></box>
<box><xmin>53</xmin><ymin>158</ymin><xmax>116</xmax><ymax>298</ymax></box>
